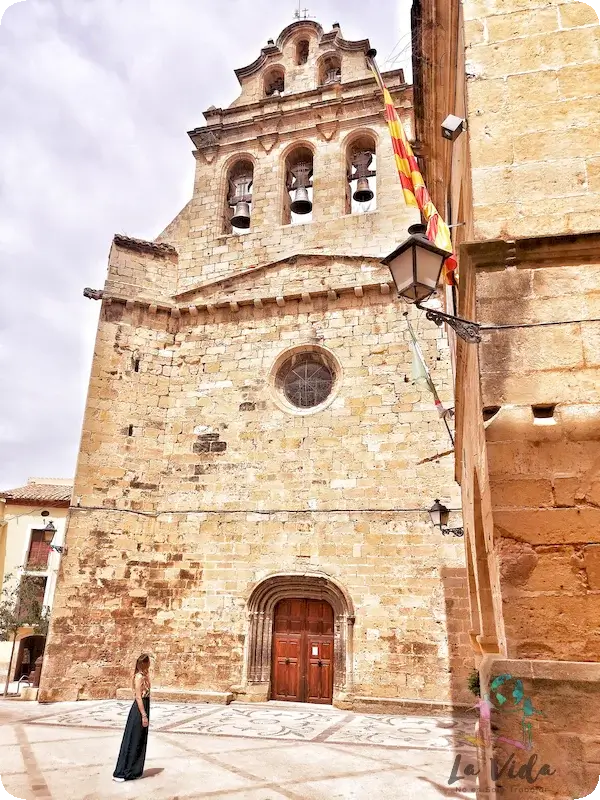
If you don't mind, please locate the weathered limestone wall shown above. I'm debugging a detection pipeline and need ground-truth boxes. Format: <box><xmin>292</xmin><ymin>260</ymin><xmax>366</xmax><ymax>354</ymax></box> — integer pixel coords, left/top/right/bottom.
<box><xmin>42</xmin><ymin>508</ymin><xmax>470</xmax><ymax>704</ymax></box>
<box><xmin>475</xmin><ymin>235</ymin><xmax>600</xmax><ymax>662</ymax></box>
<box><xmin>169</xmin><ymin>96</ymin><xmax>414</xmax><ymax>291</ymax></box>
<box><xmin>463</xmin><ymin>0</ymin><xmax>600</xmax><ymax>240</ymax></box>
<box><xmin>478</xmin><ymin>657</ymin><xmax>600</xmax><ymax>800</ymax></box>
<box><xmin>40</xmin><ymin>288</ymin><xmax>471</xmax><ymax>704</ymax></box>
<box><xmin>104</xmin><ymin>236</ymin><xmax>179</xmax><ymax>303</ymax></box>
<box><xmin>454</xmin><ymin>252</ymin><xmax>504</xmax><ymax>660</ymax></box>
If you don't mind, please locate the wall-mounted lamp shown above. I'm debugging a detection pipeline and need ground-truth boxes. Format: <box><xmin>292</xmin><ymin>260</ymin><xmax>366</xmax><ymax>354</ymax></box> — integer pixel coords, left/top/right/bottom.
<box><xmin>441</xmin><ymin>114</ymin><xmax>467</xmax><ymax>142</ymax></box>
<box><xmin>428</xmin><ymin>499</ymin><xmax>464</xmax><ymax>538</ymax></box>
<box><xmin>381</xmin><ymin>224</ymin><xmax>481</xmax><ymax>343</ymax></box>
<box><xmin>42</xmin><ymin>518</ymin><xmax>68</xmax><ymax>555</ymax></box>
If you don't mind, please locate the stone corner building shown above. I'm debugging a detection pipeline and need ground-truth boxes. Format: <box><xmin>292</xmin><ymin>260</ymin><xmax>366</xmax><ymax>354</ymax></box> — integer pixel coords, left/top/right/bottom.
<box><xmin>40</xmin><ymin>20</ymin><xmax>471</xmax><ymax>708</ymax></box>
<box><xmin>412</xmin><ymin>0</ymin><xmax>600</xmax><ymax>797</ymax></box>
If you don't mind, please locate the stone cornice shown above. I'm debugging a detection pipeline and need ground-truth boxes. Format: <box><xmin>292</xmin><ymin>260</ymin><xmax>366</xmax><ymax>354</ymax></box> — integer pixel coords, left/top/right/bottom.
<box><xmin>97</xmin><ymin>279</ymin><xmax>396</xmax><ymax>320</ymax></box>
<box><xmin>191</xmin><ymin>71</ymin><xmax>409</xmax><ymax>150</ymax></box>
<box><xmin>112</xmin><ymin>234</ymin><xmax>178</xmax><ymax>260</ymax></box>
<box><xmin>173</xmin><ymin>253</ymin><xmax>387</xmax><ymax>301</ymax></box>
<box><xmin>461</xmin><ymin>229</ymin><xmax>600</xmax><ymax>272</ymax></box>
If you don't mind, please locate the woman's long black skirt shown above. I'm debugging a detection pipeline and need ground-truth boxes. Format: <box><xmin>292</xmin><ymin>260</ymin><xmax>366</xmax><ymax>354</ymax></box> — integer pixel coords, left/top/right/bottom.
<box><xmin>113</xmin><ymin>696</ymin><xmax>150</xmax><ymax>781</ymax></box>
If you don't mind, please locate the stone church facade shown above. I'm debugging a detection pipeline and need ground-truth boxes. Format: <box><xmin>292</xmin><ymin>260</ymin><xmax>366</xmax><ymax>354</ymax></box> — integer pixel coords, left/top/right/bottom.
<box><xmin>40</xmin><ymin>20</ymin><xmax>471</xmax><ymax>708</ymax></box>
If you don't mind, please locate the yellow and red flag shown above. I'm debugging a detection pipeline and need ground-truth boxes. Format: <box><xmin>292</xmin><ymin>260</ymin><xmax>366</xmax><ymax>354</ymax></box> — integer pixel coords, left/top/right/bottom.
<box><xmin>368</xmin><ymin>56</ymin><xmax>457</xmax><ymax>286</ymax></box>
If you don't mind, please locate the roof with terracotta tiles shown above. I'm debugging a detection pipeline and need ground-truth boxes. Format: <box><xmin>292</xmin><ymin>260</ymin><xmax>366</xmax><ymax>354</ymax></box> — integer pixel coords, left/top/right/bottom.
<box><xmin>0</xmin><ymin>480</ymin><xmax>73</xmax><ymax>505</ymax></box>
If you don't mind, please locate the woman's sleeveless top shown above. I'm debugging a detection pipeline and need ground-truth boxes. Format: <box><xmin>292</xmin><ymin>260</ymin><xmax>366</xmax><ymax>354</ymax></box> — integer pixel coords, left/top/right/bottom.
<box><xmin>136</xmin><ymin>673</ymin><xmax>151</xmax><ymax>698</ymax></box>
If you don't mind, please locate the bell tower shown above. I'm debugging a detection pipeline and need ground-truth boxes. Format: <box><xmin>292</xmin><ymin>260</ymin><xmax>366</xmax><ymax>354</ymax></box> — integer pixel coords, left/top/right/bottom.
<box><xmin>103</xmin><ymin>19</ymin><xmax>419</xmax><ymax>300</ymax></box>
<box><xmin>40</xmin><ymin>21</ymin><xmax>467</xmax><ymax>708</ymax></box>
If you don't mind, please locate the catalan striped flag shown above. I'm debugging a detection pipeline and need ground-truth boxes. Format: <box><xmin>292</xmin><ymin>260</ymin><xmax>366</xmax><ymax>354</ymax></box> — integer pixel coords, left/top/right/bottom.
<box><xmin>367</xmin><ymin>54</ymin><xmax>457</xmax><ymax>286</ymax></box>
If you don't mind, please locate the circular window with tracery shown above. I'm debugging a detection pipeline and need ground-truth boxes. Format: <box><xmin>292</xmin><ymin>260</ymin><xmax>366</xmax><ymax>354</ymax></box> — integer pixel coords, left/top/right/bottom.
<box><xmin>272</xmin><ymin>348</ymin><xmax>339</xmax><ymax>413</ymax></box>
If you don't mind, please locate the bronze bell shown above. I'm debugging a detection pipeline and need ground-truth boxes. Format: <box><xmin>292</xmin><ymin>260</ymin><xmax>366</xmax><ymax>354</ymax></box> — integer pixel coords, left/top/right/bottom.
<box><xmin>231</xmin><ymin>201</ymin><xmax>251</xmax><ymax>229</ymax></box>
<box><xmin>353</xmin><ymin>177</ymin><xmax>374</xmax><ymax>204</ymax></box>
<box><xmin>290</xmin><ymin>186</ymin><xmax>312</xmax><ymax>215</ymax></box>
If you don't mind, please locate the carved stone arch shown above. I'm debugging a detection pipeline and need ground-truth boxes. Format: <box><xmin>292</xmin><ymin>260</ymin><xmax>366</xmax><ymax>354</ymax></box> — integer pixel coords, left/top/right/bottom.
<box><xmin>341</xmin><ymin>126</ymin><xmax>380</xmax><ymax>150</ymax></box>
<box><xmin>243</xmin><ymin>571</ymin><xmax>355</xmax><ymax>701</ymax></box>
<box><xmin>342</xmin><ymin>128</ymin><xmax>378</xmax><ymax>215</ymax></box>
<box><xmin>219</xmin><ymin>151</ymin><xmax>256</xmax><ymax>235</ymax></box>
<box><xmin>280</xmin><ymin>140</ymin><xmax>316</xmax><ymax>225</ymax></box>
<box><xmin>317</xmin><ymin>51</ymin><xmax>342</xmax><ymax>86</ymax></box>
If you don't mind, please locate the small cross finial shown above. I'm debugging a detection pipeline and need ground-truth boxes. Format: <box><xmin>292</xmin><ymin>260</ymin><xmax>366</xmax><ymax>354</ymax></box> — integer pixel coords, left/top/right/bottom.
<box><xmin>294</xmin><ymin>2</ymin><xmax>312</xmax><ymax>19</ymax></box>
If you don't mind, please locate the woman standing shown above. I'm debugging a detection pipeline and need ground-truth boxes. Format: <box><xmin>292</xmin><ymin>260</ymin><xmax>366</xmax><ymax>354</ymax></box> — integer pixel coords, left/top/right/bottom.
<box><xmin>113</xmin><ymin>654</ymin><xmax>151</xmax><ymax>782</ymax></box>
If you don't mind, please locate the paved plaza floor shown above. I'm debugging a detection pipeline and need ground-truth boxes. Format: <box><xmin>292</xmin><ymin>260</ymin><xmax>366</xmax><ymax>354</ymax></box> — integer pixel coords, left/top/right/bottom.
<box><xmin>0</xmin><ymin>699</ymin><xmax>478</xmax><ymax>799</ymax></box>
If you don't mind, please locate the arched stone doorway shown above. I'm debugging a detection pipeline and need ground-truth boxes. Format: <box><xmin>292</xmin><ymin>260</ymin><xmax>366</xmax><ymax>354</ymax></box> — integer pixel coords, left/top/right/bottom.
<box><xmin>243</xmin><ymin>572</ymin><xmax>355</xmax><ymax>704</ymax></box>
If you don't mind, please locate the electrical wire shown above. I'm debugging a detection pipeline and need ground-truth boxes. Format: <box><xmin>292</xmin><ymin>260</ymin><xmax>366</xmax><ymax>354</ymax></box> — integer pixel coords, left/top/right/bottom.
<box><xmin>481</xmin><ymin>317</ymin><xmax>600</xmax><ymax>332</ymax></box>
<box><xmin>68</xmin><ymin>505</ymin><xmax>461</xmax><ymax>517</ymax></box>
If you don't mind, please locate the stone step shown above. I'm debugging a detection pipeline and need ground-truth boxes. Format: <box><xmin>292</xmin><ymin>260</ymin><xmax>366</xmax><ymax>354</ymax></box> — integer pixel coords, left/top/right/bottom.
<box><xmin>115</xmin><ymin>687</ymin><xmax>233</xmax><ymax>704</ymax></box>
<box><xmin>335</xmin><ymin>695</ymin><xmax>472</xmax><ymax>716</ymax></box>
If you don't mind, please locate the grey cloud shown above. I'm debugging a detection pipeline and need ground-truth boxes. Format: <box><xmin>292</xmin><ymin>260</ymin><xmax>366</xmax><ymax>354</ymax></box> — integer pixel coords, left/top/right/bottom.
<box><xmin>0</xmin><ymin>0</ymin><xmax>410</xmax><ymax>488</ymax></box>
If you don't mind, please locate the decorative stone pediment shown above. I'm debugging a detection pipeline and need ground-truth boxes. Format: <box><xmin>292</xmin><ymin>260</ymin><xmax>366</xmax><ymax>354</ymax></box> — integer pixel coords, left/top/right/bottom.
<box><xmin>173</xmin><ymin>253</ymin><xmax>390</xmax><ymax>307</ymax></box>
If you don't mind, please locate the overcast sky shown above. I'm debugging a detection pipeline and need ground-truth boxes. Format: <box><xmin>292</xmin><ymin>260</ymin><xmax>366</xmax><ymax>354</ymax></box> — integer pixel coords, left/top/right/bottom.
<box><xmin>0</xmin><ymin>0</ymin><xmax>412</xmax><ymax>489</ymax></box>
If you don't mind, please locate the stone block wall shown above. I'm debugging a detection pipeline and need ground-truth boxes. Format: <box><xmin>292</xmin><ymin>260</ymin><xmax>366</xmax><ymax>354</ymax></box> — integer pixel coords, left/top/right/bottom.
<box><xmin>472</xmin><ymin>234</ymin><xmax>600</xmax><ymax>662</ymax></box>
<box><xmin>166</xmin><ymin>92</ymin><xmax>415</xmax><ymax>292</ymax></box>
<box><xmin>463</xmin><ymin>0</ymin><xmax>600</xmax><ymax>240</ymax></box>
<box><xmin>230</xmin><ymin>22</ymin><xmax>374</xmax><ymax>106</ymax></box>
<box><xmin>40</xmin><ymin>288</ymin><xmax>471</xmax><ymax>704</ymax></box>
<box><xmin>478</xmin><ymin>657</ymin><xmax>600</xmax><ymax>800</ymax></box>
<box><xmin>104</xmin><ymin>236</ymin><xmax>179</xmax><ymax>303</ymax></box>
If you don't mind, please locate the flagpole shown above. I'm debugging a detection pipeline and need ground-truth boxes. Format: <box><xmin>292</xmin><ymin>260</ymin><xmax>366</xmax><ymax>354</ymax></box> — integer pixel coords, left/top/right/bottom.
<box><xmin>366</xmin><ymin>48</ymin><xmax>384</xmax><ymax>84</ymax></box>
<box><xmin>366</xmin><ymin>47</ymin><xmax>458</xmax><ymax>287</ymax></box>
<box><xmin>404</xmin><ymin>313</ymin><xmax>455</xmax><ymax>450</ymax></box>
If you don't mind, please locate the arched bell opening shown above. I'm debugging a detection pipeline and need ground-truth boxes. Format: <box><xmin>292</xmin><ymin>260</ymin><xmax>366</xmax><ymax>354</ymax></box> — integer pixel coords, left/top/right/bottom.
<box><xmin>283</xmin><ymin>145</ymin><xmax>314</xmax><ymax>226</ymax></box>
<box><xmin>318</xmin><ymin>53</ymin><xmax>341</xmax><ymax>87</ymax></box>
<box><xmin>264</xmin><ymin>66</ymin><xmax>285</xmax><ymax>97</ymax></box>
<box><xmin>345</xmin><ymin>133</ymin><xmax>377</xmax><ymax>215</ymax></box>
<box><xmin>224</xmin><ymin>159</ymin><xmax>254</xmax><ymax>235</ymax></box>
<box><xmin>295</xmin><ymin>39</ymin><xmax>310</xmax><ymax>65</ymax></box>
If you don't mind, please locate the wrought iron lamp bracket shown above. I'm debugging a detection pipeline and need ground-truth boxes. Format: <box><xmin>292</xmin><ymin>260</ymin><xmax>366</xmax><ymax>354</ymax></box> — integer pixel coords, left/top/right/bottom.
<box><xmin>415</xmin><ymin>301</ymin><xmax>482</xmax><ymax>343</ymax></box>
<box><xmin>441</xmin><ymin>526</ymin><xmax>465</xmax><ymax>538</ymax></box>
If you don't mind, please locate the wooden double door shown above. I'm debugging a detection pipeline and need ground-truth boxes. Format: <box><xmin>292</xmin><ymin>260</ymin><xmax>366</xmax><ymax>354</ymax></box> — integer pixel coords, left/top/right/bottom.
<box><xmin>271</xmin><ymin>598</ymin><xmax>334</xmax><ymax>704</ymax></box>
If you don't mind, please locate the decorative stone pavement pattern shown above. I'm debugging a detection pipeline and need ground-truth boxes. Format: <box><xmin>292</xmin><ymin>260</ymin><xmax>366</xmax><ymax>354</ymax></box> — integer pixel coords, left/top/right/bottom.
<box><xmin>29</xmin><ymin>700</ymin><xmax>215</xmax><ymax>730</ymax></box>
<box><xmin>31</xmin><ymin>701</ymin><xmax>477</xmax><ymax>750</ymax></box>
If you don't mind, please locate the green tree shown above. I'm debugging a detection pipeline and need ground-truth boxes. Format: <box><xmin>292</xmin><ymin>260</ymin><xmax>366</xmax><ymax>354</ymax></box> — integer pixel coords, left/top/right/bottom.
<box><xmin>0</xmin><ymin>571</ymin><xmax>50</xmax><ymax>696</ymax></box>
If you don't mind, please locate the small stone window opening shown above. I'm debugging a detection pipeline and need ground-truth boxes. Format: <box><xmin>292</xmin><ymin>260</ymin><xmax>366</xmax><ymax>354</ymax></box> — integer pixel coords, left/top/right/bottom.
<box><xmin>127</xmin><ymin>424</ymin><xmax>134</xmax><ymax>437</ymax></box>
<box><xmin>532</xmin><ymin>404</ymin><xmax>557</xmax><ymax>426</ymax></box>
<box><xmin>346</xmin><ymin>136</ymin><xmax>377</xmax><ymax>214</ymax></box>
<box><xmin>224</xmin><ymin>159</ymin><xmax>254</xmax><ymax>234</ymax></box>
<box><xmin>283</xmin><ymin>146</ymin><xmax>314</xmax><ymax>225</ymax></box>
<box><xmin>276</xmin><ymin>352</ymin><xmax>334</xmax><ymax>409</ymax></box>
<box><xmin>319</xmin><ymin>54</ymin><xmax>341</xmax><ymax>86</ymax></box>
<box><xmin>132</xmin><ymin>355</ymin><xmax>141</xmax><ymax>373</ymax></box>
<box><xmin>482</xmin><ymin>406</ymin><xmax>501</xmax><ymax>422</ymax></box>
<box><xmin>296</xmin><ymin>39</ymin><xmax>310</xmax><ymax>65</ymax></box>
<box><xmin>264</xmin><ymin>66</ymin><xmax>285</xmax><ymax>97</ymax></box>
